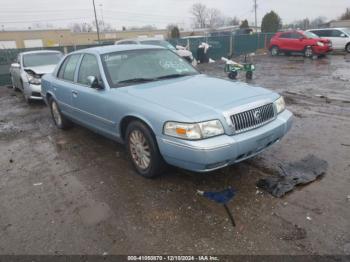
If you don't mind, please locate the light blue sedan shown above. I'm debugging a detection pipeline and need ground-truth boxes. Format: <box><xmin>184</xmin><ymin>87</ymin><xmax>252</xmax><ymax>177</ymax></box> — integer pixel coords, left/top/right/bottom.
<box><xmin>41</xmin><ymin>45</ymin><xmax>293</xmax><ymax>178</ymax></box>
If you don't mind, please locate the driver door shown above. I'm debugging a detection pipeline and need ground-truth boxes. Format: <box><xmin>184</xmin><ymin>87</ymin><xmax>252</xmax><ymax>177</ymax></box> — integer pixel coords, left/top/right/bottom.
<box><xmin>70</xmin><ymin>53</ymin><xmax>117</xmax><ymax>137</ymax></box>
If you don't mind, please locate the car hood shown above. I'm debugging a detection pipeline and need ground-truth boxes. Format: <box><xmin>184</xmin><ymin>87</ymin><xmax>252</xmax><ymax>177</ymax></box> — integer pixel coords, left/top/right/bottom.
<box><xmin>121</xmin><ymin>74</ymin><xmax>276</xmax><ymax>118</ymax></box>
<box><xmin>24</xmin><ymin>64</ymin><xmax>57</xmax><ymax>75</ymax></box>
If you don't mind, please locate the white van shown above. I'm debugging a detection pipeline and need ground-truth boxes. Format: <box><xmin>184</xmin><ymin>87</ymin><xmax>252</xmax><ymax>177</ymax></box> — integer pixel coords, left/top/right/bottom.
<box><xmin>307</xmin><ymin>28</ymin><xmax>350</xmax><ymax>53</ymax></box>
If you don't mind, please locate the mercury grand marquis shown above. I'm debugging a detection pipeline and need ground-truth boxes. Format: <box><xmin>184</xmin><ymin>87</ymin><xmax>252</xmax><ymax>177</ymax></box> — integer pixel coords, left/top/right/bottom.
<box><xmin>41</xmin><ymin>45</ymin><xmax>293</xmax><ymax>178</ymax></box>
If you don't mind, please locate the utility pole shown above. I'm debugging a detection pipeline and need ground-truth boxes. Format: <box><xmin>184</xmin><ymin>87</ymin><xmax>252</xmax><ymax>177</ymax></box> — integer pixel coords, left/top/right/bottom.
<box><xmin>253</xmin><ymin>0</ymin><xmax>258</xmax><ymax>32</ymax></box>
<box><xmin>92</xmin><ymin>0</ymin><xmax>101</xmax><ymax>44</ymax></box>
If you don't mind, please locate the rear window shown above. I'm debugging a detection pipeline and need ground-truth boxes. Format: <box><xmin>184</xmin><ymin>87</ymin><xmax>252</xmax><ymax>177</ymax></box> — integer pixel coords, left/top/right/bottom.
<box><xmin>57</xmin><ymin>54</ymin><xmax>81</xmax><ymax>81</ymax></box>
<box><xmin>23</xmin><ymin>52</ymin><xmax>62</xmax><ymax>67</ymax></box>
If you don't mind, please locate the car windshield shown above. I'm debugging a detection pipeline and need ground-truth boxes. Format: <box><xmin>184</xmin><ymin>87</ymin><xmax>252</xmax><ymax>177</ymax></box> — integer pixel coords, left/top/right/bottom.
<box><xmin>304</xmin><ymin>31</ymin><xmax>319</xmax><ymax>39</ymax></box>
<box><xmin>140</xmin><ymin>40</ymin><xmax>176</xmax><ymax>51</ymax></box>
<box><xmin>23</xmin><ymin>52</ymin><xmax>62</xmax><ymax>67</ymax></box>
<box><xmin>342</xmin><ymin>28</ymin><xmax>350</xmax><ymax>35</ymax></box>
<box><xmin>101</xmin><ymin>49</ymin><xmax>198</xmax><ymax>88</ymax></box>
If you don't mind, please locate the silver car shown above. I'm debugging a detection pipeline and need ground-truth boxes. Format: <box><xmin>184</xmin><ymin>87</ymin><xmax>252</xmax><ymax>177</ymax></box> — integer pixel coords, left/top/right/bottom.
<box><xmin>10</xmin><ymin>50</ymin><xmax>63</xmax><ymax>103</ymax></box>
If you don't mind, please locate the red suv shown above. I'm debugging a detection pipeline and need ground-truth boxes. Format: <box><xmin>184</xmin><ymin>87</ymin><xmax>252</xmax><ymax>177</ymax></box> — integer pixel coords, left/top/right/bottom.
<box><xmin>269</xmin><ymin>30</ymin><xmax>332</xmax><ymax>57</ymax></box>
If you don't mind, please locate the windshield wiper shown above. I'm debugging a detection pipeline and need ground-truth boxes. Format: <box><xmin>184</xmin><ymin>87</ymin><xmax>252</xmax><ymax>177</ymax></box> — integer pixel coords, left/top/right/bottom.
<box><xmin>155</xmin><ymin>73</ymin><xmax>195</xmax><ymax>80</ymax></box>
<box><xmin>117</xmin><ymin>78</ymin><xmax>157</xmax><ymax>85</ymax></box>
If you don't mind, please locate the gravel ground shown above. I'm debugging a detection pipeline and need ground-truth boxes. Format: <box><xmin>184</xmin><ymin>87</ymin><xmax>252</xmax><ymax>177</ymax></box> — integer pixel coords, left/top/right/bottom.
<box><xmin>0</xmin><ymin>53</ymin><xmax>349</xmax><ymax>255</ymax></box>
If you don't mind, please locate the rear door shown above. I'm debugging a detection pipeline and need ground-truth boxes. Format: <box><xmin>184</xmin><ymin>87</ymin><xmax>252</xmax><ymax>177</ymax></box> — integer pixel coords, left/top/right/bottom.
<box><xmin>288</xmin><ymin>32</ymin><xmax>305</xmax><ymax>51</ymax></box>
<box><xmin>52</xmin><ymin>54</ymin><xmax>81</xmax><ymax>116</ymax></box>
<box><xmin>278</xmin><ymin>32</ymin><xmax>291</xmax><ymax>50</ymax></box>
<box><xmin>70</xmin><ymin>53</ymin><xmax>117</xmax><ymax>136</ymax></box>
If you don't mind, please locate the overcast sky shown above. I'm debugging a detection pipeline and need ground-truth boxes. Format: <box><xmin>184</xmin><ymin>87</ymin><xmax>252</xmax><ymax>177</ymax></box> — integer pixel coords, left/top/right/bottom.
<box><xmin>0</xmin><ymin>0</ymin><xmax>349</xmax><ymax>30</ymax></box>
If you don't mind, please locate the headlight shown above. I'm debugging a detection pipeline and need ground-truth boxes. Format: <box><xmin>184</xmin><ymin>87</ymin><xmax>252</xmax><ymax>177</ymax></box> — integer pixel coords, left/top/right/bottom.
<box><xmin>26</xmin><ymin>72</ymin><xmax>41</xmax><ymax>85</ymax></box>
<box><xmin>317</xmin><ymin>41</ymin><xmax>324</xmax><ymax>47</ymax></box>
<box><xmin>274</xmin><ymin>96</ymin><xmax>285</xmax><ymax>114</ymax></box>
<box><xmin>164</xmin><ymin>120</ymin><xmax>224</xmax><ymax>140</ymax></box>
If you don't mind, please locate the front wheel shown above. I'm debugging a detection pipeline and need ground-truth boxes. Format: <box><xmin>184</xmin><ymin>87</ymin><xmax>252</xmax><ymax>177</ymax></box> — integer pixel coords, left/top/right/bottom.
<box><xmin>346</xmin><ymin>43</ymin><xmax>350</xmax><ymax>53</ymax></box>
<box><xmin>49</xmin><ymin>98</ymin><xmax>72</xmax><ymax>129</ymax></box>
<box><xmin>126</xmin><ymin>121</ymin><xmax>166</xmax><ymax>178</ymax></box>
<box><xmin>304</xmin><ymin>46</ymin><xmax>314</xmax><ymax>58</ymax></box>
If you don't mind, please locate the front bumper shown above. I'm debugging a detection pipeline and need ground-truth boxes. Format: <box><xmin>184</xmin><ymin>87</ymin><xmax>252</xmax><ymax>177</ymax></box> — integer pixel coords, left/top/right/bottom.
<box><xmin>23</xmin><ymin>82</ymin><xmax>43</xmax><ymax>100</ymax></box>
<box><xmin>157</xmin><ymin>110</ymin><xmax>293</xmax><ymax>172</ymax></box>
<box><xmin>312</xmin><ymin>45</ymin><xmax>332</xmax><ymax>55</ymax></box>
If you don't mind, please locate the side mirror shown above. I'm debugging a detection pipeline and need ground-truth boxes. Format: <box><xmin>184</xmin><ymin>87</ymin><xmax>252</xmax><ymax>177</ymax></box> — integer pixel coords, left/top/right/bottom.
<box><xmin>340</xmin><ymin>33</ymin><xmax>347</xmax><ymax>38</ymax></box>
<box><xmin>11</xmin><ymin>63</ymin><xmax>20</xmax><ymax>69</ymax></box>
<box><xmin>87</xmin><ymin>76</ymin><xmax>103</xmax><ymax>89</ymax></box>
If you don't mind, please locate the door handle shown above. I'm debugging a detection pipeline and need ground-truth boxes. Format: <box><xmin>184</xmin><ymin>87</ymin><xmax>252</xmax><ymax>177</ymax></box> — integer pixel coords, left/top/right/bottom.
<box><xmin>72</xmin><ymin>90</ymin><xmax>78</xmax><ymax>97</ymax></box>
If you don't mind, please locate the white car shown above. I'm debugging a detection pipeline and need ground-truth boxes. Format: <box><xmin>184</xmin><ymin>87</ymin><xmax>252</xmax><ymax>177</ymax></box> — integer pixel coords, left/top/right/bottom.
<box><xmin>115</xmin><ymin>38</ymin><xmax>194</xmax><ymax>63</ymax></box>
<box><xmin>308</xmin><ymin>28</ymin><xmax>350</xmax><ymax>53</ymax></box>
<box><xmin>10</xmin><ymin>50</ymin><xmax>63</xmax><ymax>103</ymax></box>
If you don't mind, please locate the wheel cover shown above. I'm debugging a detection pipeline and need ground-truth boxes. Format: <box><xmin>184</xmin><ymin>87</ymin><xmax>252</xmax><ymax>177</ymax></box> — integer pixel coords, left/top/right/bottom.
<box><xmin>305</xmin><ymin>47</ymin><xmax>313</xmax><ymax>57</ymax></box>
<box><xmin>347</xmin><ymin>45</ymin><xmax>350</xmax><ymax>52</ymax></box>
<box><xmin>129</xmin><ymin>130</ymin><xmax>151</xmax><ymax>170</ymax></box>
<box><xmin>52</xmin><ymin>101</ymin><xmax>62</xmax><ymax>126</ymax></box>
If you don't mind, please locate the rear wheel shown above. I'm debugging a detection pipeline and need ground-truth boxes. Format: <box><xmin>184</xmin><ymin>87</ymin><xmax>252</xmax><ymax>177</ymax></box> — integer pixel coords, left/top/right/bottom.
<box><xmin>246</xmin><ymin>71</ymin><xmax>253</xmax><ymax>80</ymax></box>
<box><xmin>126</xmin><ymin>121</ymin><xmax>166</xmax><ymax>178</ymax></box>
<box><xmin>228</xmin><ymin>71</ymin><xmax>238</xmax><ymax>80</ymax></box>
<box><xmin>49</xmin><ymin>98</ymin><xmax>72</xmax><ymax>129</ymax></box>
<box><xmin>11</xmin><ymin>76</ymin><xmax>19</xmax><ymax>91</ymax></box>
<box><xmin>270</xmin><ymin>46</ymin><xmax>279</xmax><ymax>56</ymax></box>
<box><xmin>304</xmin><ymin>46</ymin><xmax>313</xmax><ymax>58</ymax></box>
<box><xmin>346</xmin><ymin>43</ymin><xmax>350</xmax><ymax>53</ymax></box>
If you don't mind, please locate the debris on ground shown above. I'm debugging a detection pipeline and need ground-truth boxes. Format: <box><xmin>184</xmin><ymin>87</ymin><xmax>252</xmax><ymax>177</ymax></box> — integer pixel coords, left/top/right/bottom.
<box><xmin>256</xmin><ymin>155</ymin><xmax>328</xmax><ymax>197</ymax></box>
<box><xmin>197</xmin><ymin>187</ymin><xmax>236</xmax><ymax>227</ymax></box>
<box><xmin>33</xmin><ymin>182</ymin><xmax>43</xmax><ymax>186</ymax></box>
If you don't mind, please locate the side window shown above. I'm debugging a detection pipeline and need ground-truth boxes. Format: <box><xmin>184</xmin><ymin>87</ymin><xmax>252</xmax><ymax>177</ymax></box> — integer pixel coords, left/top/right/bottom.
<box><xmin>77</xmin><ymin>54</ymin><xmax>101</xmax><ymax>85</ymax></box>
<box><xmin>280</xmin><ymin>33</ymin><xmax>290</xmax><ymax>38</ymax></box>
<box><xmin>311</xmin><ymin>30</ymin><xmax>323</xmax><ymax>37</ymax></box>
<box><xmin>58</xmin><ymin>54</ymin><xmax>80</xmax><ymax>81</ymax></box>
<box><xmin>119</xmin><ymin>41</ymin><xmax>137</xmax><ymax>44</ymax></box>
<box><xmin>331</xmin><ymin>30</ymin><xmax>342</xmax><ymax>37</ymax></box>
<box><xmin>290</xmin><ymin>33</ymin><xmax>302</xmax><ymax>39</ymax></box>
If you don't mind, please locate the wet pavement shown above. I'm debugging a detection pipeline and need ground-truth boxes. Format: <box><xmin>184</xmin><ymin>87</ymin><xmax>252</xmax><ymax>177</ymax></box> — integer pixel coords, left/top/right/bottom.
<box><xmin>0</xmin><ymin>53</ymin><xmax>349</xmax><ymax>255</ymax></box>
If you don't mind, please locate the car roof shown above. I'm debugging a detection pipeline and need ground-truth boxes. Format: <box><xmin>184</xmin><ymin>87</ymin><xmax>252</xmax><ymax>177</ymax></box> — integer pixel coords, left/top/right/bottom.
<box><xmin>308</xmin><ymin>28</ymin><xmax>348</xmax><ymax>31</ymax></box>
<box><xmin>20</xmin><ymin>50</ymin><xmax>62</xmax><ymax>55</ymax></box>
<box><xmin>73</xmin><ymin>44</ymin><xmax>164</xmax><ymax>55</ymax></box>
<box><xmin>116</xmin><ymin>38</ymin><xmax>167</xmax><ymax>43</ymax></box>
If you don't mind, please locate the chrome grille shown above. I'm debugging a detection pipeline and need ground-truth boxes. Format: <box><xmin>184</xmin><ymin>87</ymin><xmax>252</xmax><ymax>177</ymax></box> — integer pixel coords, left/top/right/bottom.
<box><xmin>231</xmin><ymin>103</ymin><xmax>275</xmax><ymax>133</ymax></box>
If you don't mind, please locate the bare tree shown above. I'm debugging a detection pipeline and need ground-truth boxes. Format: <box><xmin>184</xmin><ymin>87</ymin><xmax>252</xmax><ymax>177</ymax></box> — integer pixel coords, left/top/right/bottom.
<box><xmin>207</xmin><ymin>8</ymin><xmax>225</xmax><ymax>28</ymax></box>
<box><xmin>70</xmin><ymin>23</ymin><xmax>93</xmax><ymax>32</ymax></box>
<box><xmin>310</xmin><ymin>16</ymin><xmax>327</xmax><ymax>28</ymax></box>
<box><xmin>190</xmin><ymin>3</ymin><xmax>207</xmax><ymax>28</ymax></box>
<box><xmin>229</xmin><ymin>16</ymin><xmax>240</xmax><ymax>26</ymax></box>
<box><xmin>340</xmin><ymin>8</ymin><xmax>350</xmax><ymax>20</ymax></box>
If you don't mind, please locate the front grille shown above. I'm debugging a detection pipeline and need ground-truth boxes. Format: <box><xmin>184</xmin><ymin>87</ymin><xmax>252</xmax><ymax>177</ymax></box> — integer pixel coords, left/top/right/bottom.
<box><xmin>231</xmin><ymin>103</ymin><xmax>275</xmax><ymax>133</ymax></box>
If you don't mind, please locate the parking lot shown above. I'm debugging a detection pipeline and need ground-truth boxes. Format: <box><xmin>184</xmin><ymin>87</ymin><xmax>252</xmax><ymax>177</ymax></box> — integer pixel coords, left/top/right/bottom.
<box><xmin>0</xmin><ymin>53</ymin><xmax>349</xmax><ymax>255</ymax></box>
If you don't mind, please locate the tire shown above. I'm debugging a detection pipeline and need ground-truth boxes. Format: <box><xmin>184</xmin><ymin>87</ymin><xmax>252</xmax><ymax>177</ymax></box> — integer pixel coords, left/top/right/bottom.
<box><xmin>126</xmin><ymin>121</ymin><xmax>166</xmax><ymax>178</ymax></box>
<box><xmin>304</xmin><ymin>46</ymin><xmax>313</xmax><ymax>58</ymax></box>
<box><xmin>49</xmin><ymin>98</ymin><xmax>72</xmax><ymax>129</ymax></box>
<box><xmin>228</xmin><ymin>71</ymin><xmax>238</xmax><ymax>80</ymax></box>
<box><xmin>246</xmin><ymin>71</ymin><xmax>253</xmax><ymax>80</ymax></box>
<box><xmin>346</xmin><ymin>43</ymin><xmax>350</xmax><ymax>53</ymax></box>
<box><xmin>270</xmin><ymin>46</ymin><xmax>279</xmax><ymax>56</ymax></box>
